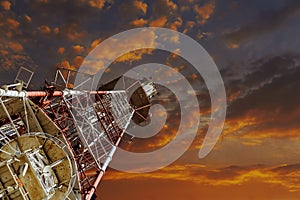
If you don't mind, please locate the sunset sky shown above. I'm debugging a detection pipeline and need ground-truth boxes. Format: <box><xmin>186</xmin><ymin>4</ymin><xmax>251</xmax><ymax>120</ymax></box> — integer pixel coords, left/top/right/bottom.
<box><xmin>1</xmin><ymin>0</ymin><xmax>300</xmax><ymax>199</ymax></box>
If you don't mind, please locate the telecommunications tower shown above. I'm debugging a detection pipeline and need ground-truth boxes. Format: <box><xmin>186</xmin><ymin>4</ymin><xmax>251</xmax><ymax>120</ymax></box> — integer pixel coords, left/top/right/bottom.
<box><xmin>0</xmin><ymin>67</ymin><xmax>157</xmax><ymax>200</ymax></box>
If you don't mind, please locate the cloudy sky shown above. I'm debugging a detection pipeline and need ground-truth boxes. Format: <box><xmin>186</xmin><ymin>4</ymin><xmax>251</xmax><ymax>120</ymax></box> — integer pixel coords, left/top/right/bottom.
<box><xmin>1</xmin><ymin>0</ymin><xmax>300</xmax><ymax>199</ymax></box>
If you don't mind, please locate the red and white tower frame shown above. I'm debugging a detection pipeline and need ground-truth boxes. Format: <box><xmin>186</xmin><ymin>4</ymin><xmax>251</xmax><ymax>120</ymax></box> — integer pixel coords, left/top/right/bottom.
<box><xmin>0</xmin><ymin>68</ymin><xmax>157</xmax><ymax>200</ymax></box>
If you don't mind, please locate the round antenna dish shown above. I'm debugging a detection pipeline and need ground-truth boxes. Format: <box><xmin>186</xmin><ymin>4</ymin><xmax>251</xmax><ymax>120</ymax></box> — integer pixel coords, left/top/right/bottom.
<box><xmin>0</xmin><ymin>133</ymin><xmax>76</xmax><ymax>200</ymax></box>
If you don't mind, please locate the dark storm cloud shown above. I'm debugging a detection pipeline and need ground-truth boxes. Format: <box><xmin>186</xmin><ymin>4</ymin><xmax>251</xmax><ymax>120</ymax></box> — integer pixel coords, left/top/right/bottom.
<box><xmin>224</xmin><ymin>0</ymin><xmax>300</xmax><ymax>45</ymax></box>
<box><xmin>226</xmin><ymin>55</ymin><xmax>300</xmax><ymax>137</ymax></box>
<box><xmin>244</xmin><ymin>56</ymin><xmax>295</xmax><ymax>88</ymax></box>
<box><xmin>229</xmin><ymin>56</ymin><xmax>299</xmax><ymax>116</ymax></box>
<box><xmin>224</xmin><ymin>56</ymin><xmax>296</xmax><ymax>97</ymax></box>
<box><xmin>272</xmin><ymin>164</ymin><xmax>300</xmax><ymax>174</ymax></box>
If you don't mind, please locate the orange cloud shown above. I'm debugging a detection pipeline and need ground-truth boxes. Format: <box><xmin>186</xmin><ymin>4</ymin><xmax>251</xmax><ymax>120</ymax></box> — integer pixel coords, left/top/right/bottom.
<box><xmin>60</xmin><ymin>59</ymin><xmax>76</xmax><ymax>71</ymax></box>
<box><xmin>57</xmin><ymin>24</ymin><xmax>86</xmax><ymax>42</ymax></box>
<box><xmin>225</xmin><ymin>41</ymin><xmax>240</xmax><ymax>49</ymax></box>
<box><xmin>131</xmin><ymin>18</ymin><xmax>148</xmax><ymax>27</ymax></box>
<box><xmin>1</xmin><ymin>60</ymin><xmax>12</xmax><ymax>70</ymax></box>
<box><xmin>227</xmin><ymin>89</ymin><xmax>241</xmax><ymax>102</ymax></box>
<box><xmin>115</xmin><ymin>49</ymin><xmax>153</xmax><ymax>63</ymax></box>
<box><xmin>165</xmin><ymin>0</ymin><xmax>177</xmax><ymax>11</ymax></box>
<box><xmin>88</xmin><ymin>38</ymin><xmax>103</xmax><ymax>52</ymax></box>
<box><xmin>181</xmin><ymin>6</ymin><xmax>190</xmax><ymax>13</ymax></box>
<box><xmin>244</xmin><ymin>128</ymin><xmax>300</xmax><ymax>140</ymax></box>
<box><xmin>59</xmin><ymin>57</ymin><xmax>84</xmax><ymax>71</ymax></box>
<box><xmin>72</xmin><ymin>45</ymin><xmax>84</xmax><ymax>54</ymax></box>
<box><xmin>0</xmin><ymin>52</ymin><xmax>36</xmax><ymax>72</ymax></box>
<box><xmin>6</xmin><ymin>18</ymin><xmax>19</xmax><ymax>30</ymax></box>
<box><xmin>38</xmin><ymin>25</ymin><xmax>51</xmax><ymax>34</ymax></box>
<box><xmin>193</xmin><ymin>1</ymin><xmax>215</xmax><ymax>24</ymax></box>
<box><xmin>223</xmin><ymin>105</ymin><xmax>300</xmax><ymax>140</ymax></box>
<box><xmin>83</xmin><ymin>29</ymin><xmax>157</xmax><ymax>74</ymax></box>
<box><xmin>72</xmin><ymin>56</ymin><xmax>84</xmax><ymax>68</ymax></box>
<box><xmin>1</xmin><ymin>0</ymin><xmax>11</xmax><ymax>10</ymax></box>
<box><xmin>241</xmin><ymin>139</ymin><xmax>263</xmax><ymax>147</ymax></box>
<box><xmin>105</xmin><ymin>164</ymin><xmax>300</xmax><ymax>192</ymax></box>
<box><xmin>223</xmin><ymin>116</ymin><xmax>257</xmax><ymax>136</ymax></box>
<box><xmin>169</xmin><ymin>17</ymin><xmax>182</xmax><ymax>30</ymax></box>
<box><xmin>0</xmin><ymin>50</ymin><xmax>8</xmax><ymax>56</ymax></box>
<box><xmin>145</xmin><ymin>127</ymin><xmax>178</xmax><ymax>149</ymax></box>
<box><xmin>183</xmin><ymin>20</ymin><xmax>196</xmax><ymax>33</ymax></box>
<box><xmin>149</xmin><ymin>16</ymin><xmax>168</xmax><ymax>27</ymax></box>
<box><xmin>88</xmin><ymin>0</ymin><xmax>106</xmax><ymax>9</ymax></box>
<box><xmin>128</xmin><ymin>108</ymin><xmax>200</xmax><ymax>151</ymax></box>
<box><xmin>53</xmin><ymin>27</ymin><xmax>59</xmax><ymax>34</ymax></box>
<box><xmin>186</xmin><ymin>21</ymin><xmax>196</xmax><ymax>28</ymax></box>
<box><xmin>134</xmin><ymin>0</ymin><xmax>147</xmax><ymax>14</ymax></box>
<box><xmin>8</xmin><ymin>41</ymin><xmax>23</xmax><ymax>52</ymax></box>
<box><xmin>24</xmin><ymin>15</ymin><xmax>32</xmax><ymax>23</ymax></box>
<box><xmin>182</xmin><ymin>0</ymin><xmax>195</xmax><ymax>3</ymax></box>
<box><xmin>199</xmin><ymin>31</ymin><xmax>213</xmax><ymax>41</ymax></box>
<box><xmin>66</xmin><ymin>28</ymin><xmax>86</xmax><ymax>42</ymax></box>
<box><xmin>57</xmin><ymin>47</ymin><xmax>65</xmax><ymax>55</ymax></box>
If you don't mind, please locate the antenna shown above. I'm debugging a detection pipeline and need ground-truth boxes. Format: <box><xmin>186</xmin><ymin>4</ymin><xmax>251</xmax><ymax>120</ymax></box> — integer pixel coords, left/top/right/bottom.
<box><xmin>14</xmin><ymin>67</ymin><xmax>34</xmax><ymax>88</ymax></box>
<box><xmin>0</xmin><ymin>67</ymin><xmax>156</xmax><ymax>200</ymax></box>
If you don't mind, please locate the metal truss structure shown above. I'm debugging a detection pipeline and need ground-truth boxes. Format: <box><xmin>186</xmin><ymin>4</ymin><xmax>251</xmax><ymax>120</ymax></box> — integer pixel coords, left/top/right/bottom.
<box><xmin>0</xmin><ymin>67</ymin><xmax>157</xmax><ymax>200</ymax></box>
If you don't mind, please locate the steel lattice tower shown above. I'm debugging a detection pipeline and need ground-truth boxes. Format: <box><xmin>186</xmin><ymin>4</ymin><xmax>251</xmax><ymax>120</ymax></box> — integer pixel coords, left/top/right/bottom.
<box><xmin>0</xmin><ymin>67</ymin><xmax>157</xmax><ymax>200</ymax></box>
